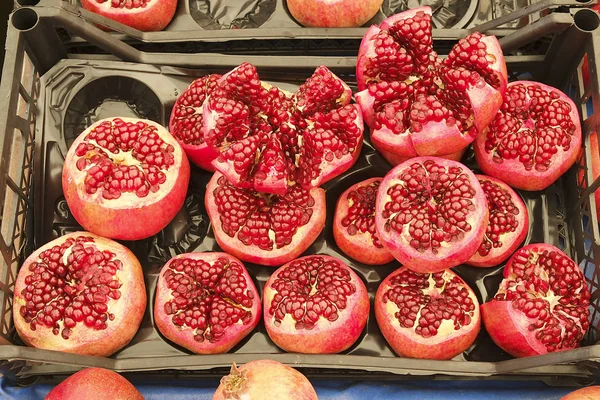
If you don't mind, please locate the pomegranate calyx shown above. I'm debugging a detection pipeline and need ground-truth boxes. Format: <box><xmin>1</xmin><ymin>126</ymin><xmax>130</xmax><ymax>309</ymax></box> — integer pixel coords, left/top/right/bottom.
<box><xmin>222</xmin><ymin>362</ymin><xmax>247</xmax><ymax>399</ymax></box>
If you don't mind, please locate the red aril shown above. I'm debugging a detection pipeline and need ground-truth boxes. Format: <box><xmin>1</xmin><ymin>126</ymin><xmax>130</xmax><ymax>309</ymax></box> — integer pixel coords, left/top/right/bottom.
<box><xmin>263</xmin><ymin>255</ymin><xmax>369</xmax><ymax>354</ymax></box>
<box><xmin>375</xmin><ymin>157</ymin><xmax>489</xmax><ymax>273</ymax></box>
<box><xmin>205</xmin><ymin>172</ymin><xmax>326</xmax><ymax>267</ymax></box>
<box><xmin>81</xmin><ymin>0</ymin><xmax>177</xmax><ymax>32</ymax></box>
<box><xmin>62</xmin><ymin>117</ymin><xmax>190</xmax><ymax>241</ymax></box>
<box><xmin>213</xmin><ymin>360</ymin><xmax>318</xmax><ymax>400</ymax></box>
<box><xmin>13</xmin><ymin>232</ymin><xmax>146</xmax><ymax>357</ymax></box>
<box><xmin>203</xmin><ymin>63</ymin><xmax>363</xmax><ymax>195</ymax></box>
<box><xmin>287</xmin><ymin>0</ymin><xmax>383</xmax><ymax>27</ymax></box>
<box><xmin>481</xmin><ymin>243</ymin><xmax>591</xmax><ymax>358</ymax></box>
<box><xmin>356</xmin><ymin>6</ymin><xmax>507</xmax><ymax>160</ymax></box>
<box><xmin>169</xmin><ymin>74</ymin><xmax>221</xmax><ymax>171</ymax></box>
<box><xmin>154</xmin><ymin>252</ymin><xmax>260</xmax><ymax>354</ymax></box>
<box><xmin>375</xmin><ymin>267</ymin><xmax>480</xmax><ymax>360</ymax></box>
<box><xmin>379</xmin><ymin>147</ymin><xmax>465</xmax><ymax>166</ymax></box>
<box><xmin>561</xmin><ymin>386</ymin><xmax>600</xmax><ymax>400</ymax></box>
<box><xmin>333</xmin><ymin>177</ymin><xmax>394</xmax><ymax>265</ymax></box>
<box><xmin>45</xmin><ymin>368</ymin><xmax>143</xmax><ymax>400</ymax></box>
<box><xmin>474</xmin><ymin>81</ymin><xmax>582</xmax><ymax>191</ymax></box>
<box><xmin>466</xmin><ymin>175</ymin><xmax>529</xmax><ymax>267</ymax></box>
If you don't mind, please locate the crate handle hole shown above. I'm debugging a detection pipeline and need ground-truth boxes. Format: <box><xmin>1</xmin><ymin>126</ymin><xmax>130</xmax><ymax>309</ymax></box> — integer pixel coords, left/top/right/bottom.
<box><xmin>16</xmin><ymin>0</ymin><xmax>40</xmax><ymax>5</ymax></box>
<box><xmin>11</xmin><ymin>8</ymin><xmax>38</xmax><ymax>32</ymax></box>
<box><xmin>575</xmin><ymin>9</ymin><xmax>600</xmax><ymax>32</ymax></box>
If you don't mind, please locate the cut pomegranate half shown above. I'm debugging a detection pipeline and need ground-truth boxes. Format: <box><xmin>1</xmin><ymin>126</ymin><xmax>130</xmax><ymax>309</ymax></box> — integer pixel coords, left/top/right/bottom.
<box><xmin>205</xmin><ymin>172</ymin><xmax>326</xmax><ymax>267</ymax></box>
<box><xmin>375</xmin><ymin>266</ymin><xmax>480</xmax><ymax>360</ymax></box>
<box><xmin>481</xmin><ymin>243</ymin><xmax>591</xmax><ymax>358</ymax></box>
<box><xmin>81</xmin><ymin>0</ymin><xmax>177</xmax><ymax>32</ymax></box>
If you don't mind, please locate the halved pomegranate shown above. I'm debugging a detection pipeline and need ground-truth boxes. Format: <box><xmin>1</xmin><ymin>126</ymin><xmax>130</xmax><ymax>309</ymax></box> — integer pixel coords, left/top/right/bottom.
<box><xmin>154</xmin><ymin>252</ymin><xmax>260</xmax><ymax>354</ymax></box>
<box><xmin>466</xmin><ymin>175</ymin><xmax>529</xmax><ymax>267</ymax></box>
<box><xmin>62</xmin><ymin>117</ymin><xmax>190</xmax><ymax>241</ymax></box>
<box><xmin>205</xmin><ymin>172</ymin><xmax>326</xmax><ymax>267</ymax></box>
<box><xmin>81</xmin><ymin>0</ymin><xmax>177</xmax><ymax>32</ymax></box>
<box><xmin>333</xmin><ymin>177</ymin><xmax>393</xmax><ymax>265</ymax></box>
<box><xmin>169</xmin><ymin>74</ymin><xmax>221</xmax><ymax>171</ymax></box>
<box><xmin>375</xmin><ymin>157</ymin><xmax>489</xmax><ymax>273</ymax></box>
<box><xmin>13</xmin><ymin>232</ymin><xmax>146</xmax><ymax>357</ymax></box>
<box><xmin>355</xmin><ymin>6</ymin><xmax>507</xmax><ymax>160</ymax></box>
<box><xmin>474</xmin><ymin>81</ymin><xmax>582</xmax><ymax>191</ymax></box>
<box><xmin>202</xmin><ymin>63</ymin><xmax>364</xmax><ymax>195</ymax></box>
<box><xmin>263</xmin><ymin>255</ymin><xmax>369</xmax><ymax>354</ymax></box>
<box><xmin>481</xmin><ymin>243</ymin><xmax>591</xmax><ymax>358</ymax></box>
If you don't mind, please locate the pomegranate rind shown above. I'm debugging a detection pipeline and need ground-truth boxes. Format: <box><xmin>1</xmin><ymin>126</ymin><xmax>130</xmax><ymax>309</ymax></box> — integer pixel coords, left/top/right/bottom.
<box><xmin>263</xmin><ymin>255</ymin><xmax>370</xmax><ymax>354</ymax></box>
<box><xmin>287</xmin><ymin>0</ymin><xmax>383</xmax><ymax>28</ymax></box>
<box><xmin>375</xmin><ymin>157</ymin><xmax>489</xmax><ymax>273</ymax></box>
<box><xmin>561</xmin><ymin>385</ymin><xmax>600</xmax><ymax>400</ymax></box>
<box><xmin>80</xmin><ymin>0</ymin><xmax>177</xmax><ymax>32</ymax></box>
<box><xmin>466</xmin><ymin>174</ymin><xmax>529</xmax><ymax>267</ymax></box>
<box><xmin>153</xmin><ymin>252</ymin><xmax>261</xmax><ymax>354</ymax></box>
<box><xmin>13</xmin><ymin>232</ymin><xmax>146</xmax><ymax>357</ymax></box>
<box><xmin>375</xmin><ymin>267</ymin><xmax>481</xmax><ymax>360</ymax></box>
<box><xmin>474</xmin><ymin>81</ymin><xmax>582</xmax><ymax>191</ymax></box>
<box><xmin>45</xmin><ymin>367</ymin><xmax>143</xmax><ymax>400</ymax></box>
<box><xmin>577</xmin><ymin>131</ymin><xmax>600</xmax><ymax>216</ymax></box>
<box><xmin>333</xmin><ymin>177</ymin><xmax>394</xmax><ymax>265</ymax></box>
<box><xmin>62</xmin><ymin>117</ymin><xmax>191</xmax><ymax>241</ymax></box>
<box><xmin>205</xmin><ymin>172</ymin><xmax>326</xmax><ymax>267</ymax></box>
<box><xmin>379</xmin><ymin>147</ymin><xmax>465</xmax><ymax>166</ymax></box>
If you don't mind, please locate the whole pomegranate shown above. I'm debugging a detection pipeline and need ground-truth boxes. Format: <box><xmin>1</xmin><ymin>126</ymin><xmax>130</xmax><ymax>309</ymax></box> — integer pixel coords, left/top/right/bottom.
<box><xmin>45</xmin><ymin>368</ymin><xmax>143</xmax><ymax>400</ymax></box>
<box><xmin>578</xmin><ymin>131</ymin><xmax>600</xmax><ymax>217</ymax></box>
<box><xmin>375</xmin><ymin>157</ymin><xmax>489</xmax><ymax>273</ymax></box>
<box><xmin>13</xmin><ymin>232</ymin><xmax>146</xmax><ymax>357</ymax></box>
<box><xmin>561</xmin><ymin>386</ymin><xmax>600</xmax><ymax>399</ymax></box>
<box><xmin>81</xmin><ymin>0</ymin><xmax>177</xmax><ymax>31</ymax></box>
<box><xmin>466</xmin><ymin>175</ymin><xmax>529</xmax><ymax>268</ymax></box>
<box><xmin>203</xmin><ymin>63</ymin><xmax>364</xmax><ymax>195</ymax></box>
<box><xmin>169</xmin><ymin>74</ymin><xmax>221</xmax><ymax>171</ymax></box>
<box><xmin>287</xmin><ymin>0</ymin><xmax>383</xmax><ymax>27</ymax></box>
<box><xmin>62</xmin><ymin>117</ymin><xmax>190</xmax><ymax>241</ymax></box>
<box><xmin>154</xmin><ymin>253</ymin><xmax>260</xmax><ymax>354</ymax></box>
<box><xmin>474</xmin><ymin>81</ymin><xmax>582</xmax><ymax>191</ymax></box>
<box><xmin>213</xmin><ymin>360</ymin><xmax>318</xmax><ymax>400</ymax></box>
<box><xmin>205</xmin><ymin>172</ymin><xmax>326</xmax><ymax>267</ymax></box>
<box><xmin>481</xmin><ymin>243</ymin><xmax>591</xmax><ymax>358</ymax></box>
<box><xmin>263</xmin><ymin>255</ymin><xmax>369</xmax><ymax>354</ymax></box>
<box><xmin>375</xmin><ymin>267</ymin><xmax>480</xmax><ymax>360</ymax></box>
<box><xmin>333</xmin><ymin>177</ymin><xmax>394</xmax><ymax>265</ymax></box>
<box><xmin>356</xmin><ymin>6</ymin><xmax>507</xmax><ymax>161</ymax></box>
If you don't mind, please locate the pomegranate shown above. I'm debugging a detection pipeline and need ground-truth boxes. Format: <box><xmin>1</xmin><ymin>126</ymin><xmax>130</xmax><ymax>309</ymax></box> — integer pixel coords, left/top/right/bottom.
<box><xmin>333</xmin><ymin>177</ymin><xmax>394</xmax><ymax>265</ymax></box>
<box><xmin>45</xmin><ymin>368</ymin><xmax>143</xmax><ymax>400</ymax></box>
<box><xmin>154</xmin><ymin>253</ymin><xmax>260</xmax><ymax>354</ymax></box>
<box><xmin>287</xmin><ymin>0</ymin><xmax>383</xmax><ymax>27</ymax></box>
<box><xmin>375</xmin><ymin>267</ymin><xmax>480</xmax><ymax>359</ymax></box>
<box><xmin>169</xmin><ymin>74</ymin><xmax>222</xmax><ymax>171</ymax></box>
<box><xmin>81</xmin><ymin>0</ymin><xmax>177</xmax><ymax>32</ymax></box>
<box><xmin>62</xmin><ymin>117</ymin><xmax>190</xmax><ymax>241</ymax></box>
<box><xmin>213</xmin><ymin>360</ymin><xmax>318</xmax><ymax>400</ymax></box>
<box><xmin>355</xmin><ymin>6</ymin><xmax>507</xmax><ymax>160</ymax></box>
<box><xmin>205</xmin><ymin>172</ymin><xmax>326</xmax><ymax>267</ymax></box>
<box><xmin>375</xmin><ymin>157</ymin><xmax>489</xmax><ymax>273</ymax></box>
<box><xmin>13</xmin><ymin>232</ymin><xmax>146</xmax><ymax>357</ymax></box>
<box><xmin>578</xmin><ymin>131</ymin><xmax>600</xmax><ymax>217</ymax></box>
<box><xmin>466</xmin><ymin>175</ymin><xmax>529</xmax><ymax>268</ymax></box>
<box><xmin>380</xmin><ymin>147</ymin><xmax>465</xmax><ymax>166</ymax></box>
<box><xmin>474</xmin><ymin>81</ymin><xmax>582</xmax><ymax>191</ymax></box>
<box><xmin>481</xmin><ymin>243</ymin><xmax>591</xmax><ymax>358</ymax></box>
<box><xmin>263</xmin><ymin>255</ymin><xmax>369</xmax><ymax>354</ymax></box>
<box><xmin>561</xmin><ymin>386</ymin><xmax>600</xmax><ymax>400</ymax></box>
<box><xmin>203</xmin><ymin>63</ymin><xmax>363</xmax><ymax>195</ymax></box>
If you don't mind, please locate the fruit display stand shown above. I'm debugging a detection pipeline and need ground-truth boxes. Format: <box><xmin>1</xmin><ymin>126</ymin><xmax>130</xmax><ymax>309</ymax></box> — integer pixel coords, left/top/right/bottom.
<box><xmin>1</xmin><ymin>1</ymin><xmax>600</xmax><ymax>390</ymax></box>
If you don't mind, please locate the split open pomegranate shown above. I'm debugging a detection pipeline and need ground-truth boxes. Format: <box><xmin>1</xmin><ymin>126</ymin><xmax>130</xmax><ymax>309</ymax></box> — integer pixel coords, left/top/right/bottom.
<box><xmin>263</xmin><ymin>255</ymin><xmax>369</xmax><ymax>354</ymax></box>
<box><xmin>154</xmin><ymin>252</ymin><xmax>260</xmax><ymax>354</ymax></box>
<box><xmin>355</xmin><ymin>6</ymin><xmax>507</xmax><ymax>160</ymax></box>
<box><xmin>375</xmin><ymin>266</ymin><xmax>480</xmax><ymax>360</ymax></box>
<box><xmin>81</xmin><ymin>0</ymin><xmax>177</xmax><ymax>31</ymax></box>
<box><xmin>481</xmin><ymin>243</ymin><xmax>591</xmax><ymax>358</ymax></box>
<box><xmin>62</xmin><ymin>117</ymin><xmax>190</xmax><ymax>241</ymax></box>
<box><xmin>474</xmin><ymin>81</ymin><xmax>582</xmax><ymax>191</ymax></box>
<box><xmin>202</xmin><ymin>63</ymin><xmax>364</xmax><ymax>195</ymax></box>
<box><xmin>13</xmin><ymin>232</ymin><xmax>146</xmax><ymax>357</ymax></box>
<box><xmin>375</xmin><ymin>157</ymin><xmax>489</xmax><ymax>273</ymax></box>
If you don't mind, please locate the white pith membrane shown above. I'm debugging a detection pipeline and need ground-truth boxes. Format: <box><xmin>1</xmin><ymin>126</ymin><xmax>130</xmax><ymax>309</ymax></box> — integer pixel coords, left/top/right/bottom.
<box><xmin>382</xmin><ymin>269</ymin><xmax>479</xmax><ymax>341</ymax></box>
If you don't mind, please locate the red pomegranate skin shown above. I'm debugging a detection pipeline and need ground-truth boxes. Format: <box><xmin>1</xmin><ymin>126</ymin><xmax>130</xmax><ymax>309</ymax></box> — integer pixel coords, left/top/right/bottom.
<box><xmin>379</xmin><ymin>147</ymin><xmax>466</xmax><ymax>166</ymax></box>
<box><xmin>45</xmin><ymin>368</ymin><xmax>143</xmax><ymax>400</ymax></box>
<box><xmin>213</xmin><ymin>360</ymin><xmax>318</xmax><ymax>400</ymax></box>
<box><xmin>579</xmin><ymin>132</ymin><xmax>600</xmax><ymax>217</ymax></box>
<box><xmin>81</xmin><ymin>0</ymin><xmax>177</xmax><ymax>32</ymax></box>
<box><xmin>561</xmin><ymin>386</ymin><xmax>600</xmax><ymax>399</ymax></box>
<box><xmin>287</xmin><ymin>0</ymin><xmax>384</xmax><ymax>27</ymax></box>
<box><xmin>13</xmin><ymin>232</ymin><xmax>146</xmax><ymax>357</ymax></box>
